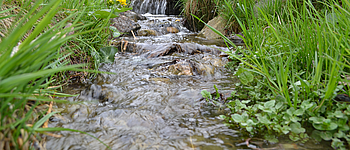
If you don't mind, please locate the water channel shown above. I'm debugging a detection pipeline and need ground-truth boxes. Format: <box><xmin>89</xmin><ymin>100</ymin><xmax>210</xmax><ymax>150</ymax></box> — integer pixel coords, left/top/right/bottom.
<box><xmin>45</xmin><ymin>2</ymin><xmax>333</xmax><ymax>150</ymax></box>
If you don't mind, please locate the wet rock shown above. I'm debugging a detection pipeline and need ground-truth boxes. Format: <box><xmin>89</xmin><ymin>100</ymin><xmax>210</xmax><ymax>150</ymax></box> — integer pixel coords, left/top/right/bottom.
<box><xmin>110</xmin><ymin>16</ymin><xmax>141</xmax><ymax>34</ymax></box>
<box><xmin>199</xmin><ymin>16</ymin><xmax>226</xmax><ymax>40</ymax></box>
<box><xmin>166</xmin><ymin>27</ymin><xmax>179</xmax><ymax>33</ymax></box>
<box><xmin>196</xmin><ymin>63</ymin><xmax>215</xmax><ymax>75</ymax></box>
<box><xmin>168</xmin><ymin>60</ymin><xmax>194</xmax><ymax>75</ymax></box>
<box><xmin>137</xmin><ymin>29</ymin><xmax>158</xmax><ymax>36</ymax></box>
<box><xmin>227</xmin><ymin>34</ymin><xmax>244</xmax><ymax>45</ymax></box>
<box><xmin>146</xmin><ymin>44</ymin><xmax>183</xmax><ymax>58</ymax></box>
<box><xmin>80</xmin><ymin>84</ymin><xmax>109</xmax><ymax>102</ymax></box>
<box><xmin>151</xmin><ymin>59</ymin><xmax>197</xmax><ymax>76</ymax></box>
<box><xmin>120</xmin><ymin>11</ymin><xmax>146</xmax><ymax>22</ymax></box>
<box><xmin>335</xmin><ymin>94</ymin><xmax>350</xmax><ymax>103</ymax></box>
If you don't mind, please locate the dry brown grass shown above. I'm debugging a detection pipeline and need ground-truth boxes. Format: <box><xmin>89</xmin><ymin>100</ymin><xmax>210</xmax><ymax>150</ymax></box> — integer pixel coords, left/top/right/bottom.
<box><xmin>181</xmin><ymin>0</ymin><xmax>218</xmax><ymax>32</ymax></box>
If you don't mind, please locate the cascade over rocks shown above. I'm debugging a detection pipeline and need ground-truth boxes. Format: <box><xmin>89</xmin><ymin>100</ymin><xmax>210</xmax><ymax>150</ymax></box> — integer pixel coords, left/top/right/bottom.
<box><xmin>131</xmin><ymin>0</ymin><xmax>181</xmax><ymax>15</ymax></box>
<box><xmin>113</xmin><ymin>42</ymin><xmax>227</xmax><ymax>76</ymax></box>
<box><xmin>114</xmin><ymin>42</ymin><xmax>226</xmax><ymax>57</ymax></box>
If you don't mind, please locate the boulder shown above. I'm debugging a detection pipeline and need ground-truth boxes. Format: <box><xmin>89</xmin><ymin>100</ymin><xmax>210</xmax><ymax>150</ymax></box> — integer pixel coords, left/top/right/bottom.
<box><xmin>110</xmin><ymin>16</ymin><xmax>141</xmax><ymax>34</ymax></box>
<box><xmin>120</xmin><ymin>11</ymin><xmax>146</xmax><ymax>22</ymax></box>
<box><xmin>199</xmin><ymin>16</ymin><xmax>226</xmax><ymax>40</ymax></box>
<box><xmin>168</xmin><ymin>60</ymin><xmax>194</xmax><ymax>76</ymax></box>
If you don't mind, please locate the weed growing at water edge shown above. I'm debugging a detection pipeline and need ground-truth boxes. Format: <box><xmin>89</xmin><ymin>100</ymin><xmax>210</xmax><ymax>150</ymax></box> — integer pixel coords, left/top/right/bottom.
<box><xmin>198</xmin><ymin>0</ymin><xmax>350</xmax><ymax>149</ymax></box>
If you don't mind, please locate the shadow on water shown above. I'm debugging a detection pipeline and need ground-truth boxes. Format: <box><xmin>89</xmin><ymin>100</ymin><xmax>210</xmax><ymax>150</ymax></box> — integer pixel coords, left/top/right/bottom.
<box><xmin>46</xmin><ymin>14</ymin><xmax>332</xmax><ymax>150</ymax></box>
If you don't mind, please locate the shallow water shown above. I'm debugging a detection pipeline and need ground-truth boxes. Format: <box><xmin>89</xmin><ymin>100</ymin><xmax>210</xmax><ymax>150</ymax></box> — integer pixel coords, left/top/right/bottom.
<box><xmin>46</xmin><ymin>14</ymin><xmax>332</xmax><ymax>150</ymax></box>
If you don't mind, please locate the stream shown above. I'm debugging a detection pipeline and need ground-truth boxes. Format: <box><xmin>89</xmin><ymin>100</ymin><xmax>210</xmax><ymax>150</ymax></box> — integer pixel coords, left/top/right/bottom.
<box><xmin>45</xmin><ymin>9</ymin><xmax>332</xmax><ymax>150</ymax></box>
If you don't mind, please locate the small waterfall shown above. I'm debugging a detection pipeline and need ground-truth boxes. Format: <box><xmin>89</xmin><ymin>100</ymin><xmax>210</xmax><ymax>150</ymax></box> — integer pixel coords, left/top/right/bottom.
<box><xmin>131</xmin><ymin>0</ymin><xmax>167</xmax><ymax>14</ymax></box>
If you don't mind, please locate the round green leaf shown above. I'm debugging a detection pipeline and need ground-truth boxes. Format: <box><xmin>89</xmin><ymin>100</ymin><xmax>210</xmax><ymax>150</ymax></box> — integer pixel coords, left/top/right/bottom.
<box><xmin>231</xmin><ymin>114</ymin><xmax>243</xmax><ymax>123</ymax></box>
<box><xmin>290</xmin><ymin>122</ymin><xmax>305</xmax><ymax>134</ymax></box>
<box><xmin>238</xmin><ymin>70</ymin><xmax>254</xmax><ymax>85</ymax></box>
<box><xmin>264</xmin><ymin>100</ymin><xmax>275</xmax><ymax>108</ymax></box>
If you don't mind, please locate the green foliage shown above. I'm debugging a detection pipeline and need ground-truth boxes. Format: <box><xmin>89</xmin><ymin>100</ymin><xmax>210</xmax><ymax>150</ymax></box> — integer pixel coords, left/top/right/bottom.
<box><xmin>99</xmin><ymin>46</ymin><xmax>118</xmax><ymax>63</ymax></box>
<box><xmin>201</xmin><ymin>90</ymin><xmax>212</xmax><ymax>102</ymax></box>
<box><xmin>55</xmin><ymin>0</ymin><xmax>131</xmax><ymax>82</ymax></box>
<box><xmin>199</xmin><ymin>0</ymin><xmax>350</xmax><ymax>149</ymax></box>
<box><xmin>0</xmin><ymin>0</ymin><xmax>120</xmax><ymax>149</ymax></box>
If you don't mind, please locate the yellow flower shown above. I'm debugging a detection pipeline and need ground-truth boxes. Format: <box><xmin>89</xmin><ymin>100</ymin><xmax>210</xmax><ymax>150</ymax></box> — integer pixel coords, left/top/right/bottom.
<box><xmin>116</xmin><ymin>0</ymin><xmax>127</xmax><ymax>6</ymax></box>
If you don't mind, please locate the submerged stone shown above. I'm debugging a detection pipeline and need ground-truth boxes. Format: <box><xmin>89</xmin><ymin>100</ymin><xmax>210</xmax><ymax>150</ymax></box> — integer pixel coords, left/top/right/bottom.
<box><xmin>137</xmin><ymin>29</ymin><xmax>159</xmax><ymax>36</ymax></box>
<box><xmin>166</xmin><ymin>27</ymin><xmax>179</xmax><ymax>33</ymax></box>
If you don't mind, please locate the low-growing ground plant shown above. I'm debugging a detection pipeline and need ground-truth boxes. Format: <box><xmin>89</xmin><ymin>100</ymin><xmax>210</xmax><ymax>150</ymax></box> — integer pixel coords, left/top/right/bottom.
<box><xmin>199</xmin><ymin>0</ymin><xmax>350</xmax><ymax>149</ymax></box>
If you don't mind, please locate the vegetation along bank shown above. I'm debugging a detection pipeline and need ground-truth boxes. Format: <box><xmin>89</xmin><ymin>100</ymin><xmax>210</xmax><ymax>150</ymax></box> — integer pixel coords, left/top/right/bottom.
<box><xmin>191</xmin><ymin>0</ymin><xmax>350</xmax><ymax>149</ymax></box>
<box><xmin>1</xmin><ymin>0</ymin><xmax>350</xmax><ymax>149</ymax></box>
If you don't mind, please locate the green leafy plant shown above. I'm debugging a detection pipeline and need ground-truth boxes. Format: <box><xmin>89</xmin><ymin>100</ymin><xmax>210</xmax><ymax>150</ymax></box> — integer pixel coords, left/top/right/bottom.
<box><xmin>198</xmin><ymin>0</ymin><xmax>350</xmax><ymax>149</ymax></box>
<box><xmin>0</xmin><ymin>0</ymin><xmax>111</xmax><ymax>149</ymax></box>
<box><xmin>201</xmin><ymin>90</ymin><xmax>212</xmax><ymax>102</ymax></box>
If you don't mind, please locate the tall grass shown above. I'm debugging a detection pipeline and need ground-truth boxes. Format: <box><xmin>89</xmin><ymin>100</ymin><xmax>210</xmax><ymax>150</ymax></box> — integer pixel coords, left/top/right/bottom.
<box><xmin>224</xmin><ymin>0</ymin><xmax>349</xmax><ymax>109</ymax></box>
<box><xmin>199</xmin><ymin>0</ymin><xmax>350</xmax><ymax>148</ymax></box>
<box><xmin>0</xmin><ymin>0</ymin><xmax>114</xmax><ymax>149</ymax></box>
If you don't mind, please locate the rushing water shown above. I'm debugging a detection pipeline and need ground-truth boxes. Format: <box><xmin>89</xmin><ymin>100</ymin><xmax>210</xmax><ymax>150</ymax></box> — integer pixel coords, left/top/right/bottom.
<box><xmin>46</xmin><ymin>15</ymin><xmax>332</xmax><ymax>150</ymax></box>
<box><xmin>131</xmin><ymin>0</ymin><xmax>167</xmax><ymax>14</ymax></box>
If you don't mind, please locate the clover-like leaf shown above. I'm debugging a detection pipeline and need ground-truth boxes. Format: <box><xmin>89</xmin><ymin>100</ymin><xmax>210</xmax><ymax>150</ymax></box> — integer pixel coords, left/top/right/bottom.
<box><xmin>264</xmin><ymin>100</ymin><xmax>275</xmax><ymax>108</ymax></box>
<box><xmin>275</xmin><ymin>102</ymin><xmax>283</xmax><ymax>110</ymax></box>
<box><xmin>300</xmin><ymin>100</ymin><xmax>314</xmax><ymax>110</ymax></box>
<box><xmin>311</xmin><ymin>130</ymin><xmax>322</xmax><ymax>142</ymax></box>
<box><xmin>219</xmin><ymin>115</ymin><xmax>226</xmax><ymax>120</ymax></box>
<box><xmin>246</xmin><ymin>126</ymin><xmax>253</xmax><ymax>132</ymax></box>
<box><xmin>264</xmin><ymin>134</ymin><xmax>279</xmax><ymax>143</ymax></box>
<box><xmin>294</xmin><ymin>109</ymin><xmax>304</xmax><ymax>116</ymax></box>
<box><xmin>320</xmin><ymin>131</ymin><xmax>333</xmax><ymax>140</ymax></box>
<box><xmin>335</xmin><ymin>131</ymin><xmax>346</xmax><ymax>139</ymax></box>
<box><xmin>309</xmin><ymin>116</ymin><xmax>325</xmax><ymax>124</ymax></box>
<box><xmin>99</xmin><ymin>46</ymin><xmax>118</xmax><ymax>63</ymax></box>
<box><xmin>289</xmin><ymin>134</ymin><xmax>300</xmax><ymax>141</ymax></box>
<box><xmin>109</xmin><ymin>26</ymin><xmax>121</xmax><ymax>38</ymax></box>
<box><xmin>331</xmin><ymin>138</ymin><xmax>345</xmax><ymax>150</ymax></box>
<box><xmin>256</xmin><ymin>114</ymin><xmax>271</xmax><ymax>125</ymax></box>
<box><xmin>275</xmin><ymin>95</ymin><xmax>287</xmax><ymax>103</ymax></box>
<box><xmin>231</xmin><ymin>114</ymin><xmax>243</xmax><ymax>123</ymax></box>
<box><xmin>201</xmin><ymin>90</ymin><xmax>212</xmax><ymax>101</ymax></box>
<box><xmin>313</xmin><ymin>119</ymin><xmax>338</xmax><ymax>131</ymax></box>
<box><xmin>290</xmin><ymin>122</ymin><xmax>305</xmax><ymax>134</ymax></box>
<box><xmin>238</xmin><ymin>69</ymin><xmax>254</xmax><ymax>85</ymax></box>
<box><xmin>333</xmin><ymin>111</ymin><xmax>346</xmax><ymax>119</ymax></box>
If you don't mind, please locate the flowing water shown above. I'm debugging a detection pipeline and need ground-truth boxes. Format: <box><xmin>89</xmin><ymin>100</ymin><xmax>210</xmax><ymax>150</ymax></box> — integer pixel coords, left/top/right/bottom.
<box><xmin>131</xmin><ymin>0</ymin><xmax>167</xmax><ymax>14</ymax></box>
<box><xmin>46</xmin><ymin>14</ymin><xmax>332</xmax><ymax>150</ymax></box>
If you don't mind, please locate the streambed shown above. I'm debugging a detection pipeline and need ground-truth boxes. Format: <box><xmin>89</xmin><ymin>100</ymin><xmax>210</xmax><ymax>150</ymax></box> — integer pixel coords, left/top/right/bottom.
<box><xmin>46</xmin><ymin>14</ymin><xmax>332</xmax><ymax>150</ymax></box>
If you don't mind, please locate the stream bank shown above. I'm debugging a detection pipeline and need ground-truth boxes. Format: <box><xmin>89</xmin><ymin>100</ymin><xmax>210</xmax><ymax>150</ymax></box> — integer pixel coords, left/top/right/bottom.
<box><xmin>46</xmin><ymin>11</ymin><xmax>332</xmax><ymax>150</ymax></box>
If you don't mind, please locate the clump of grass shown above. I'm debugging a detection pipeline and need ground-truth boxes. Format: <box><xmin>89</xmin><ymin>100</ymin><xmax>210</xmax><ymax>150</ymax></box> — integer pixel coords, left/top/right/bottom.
<box><xmin>0</xmin><ymin>0</ymin><xmax>84</xmax><ymax>149</ymax></box>
<box><xmin>178</xmin><ymin>0</ymin><xmax>217</xmax><ymax>32</ymax></box>
<box><xmin>0</xmin><ymin>0</ymin><xmax>124</xmax><ymax>149</ymax></box>
<box><xmin>198</xmin><ymin>0</ymin><xmax>350</xmax><ymax>149</ymax></box>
